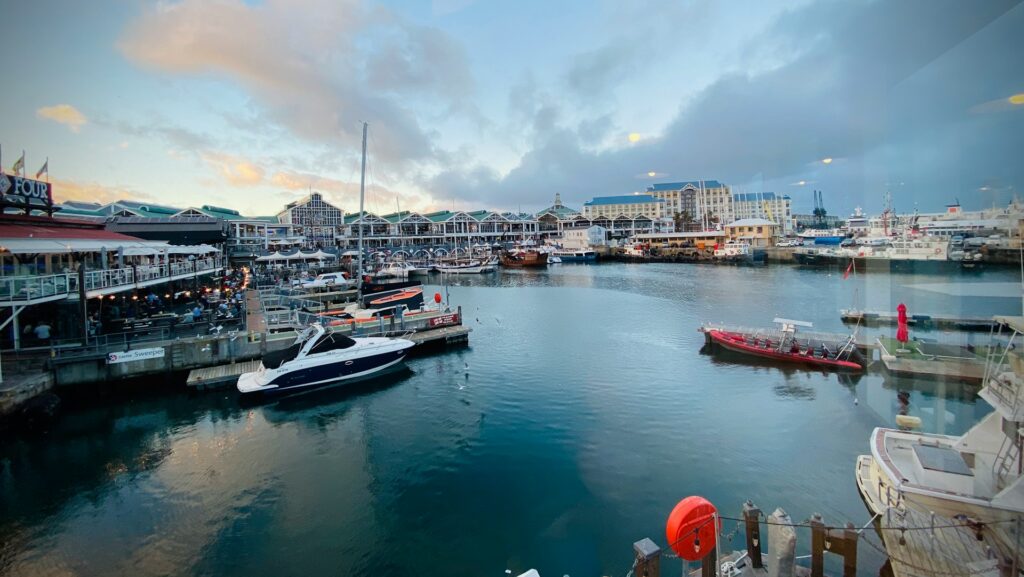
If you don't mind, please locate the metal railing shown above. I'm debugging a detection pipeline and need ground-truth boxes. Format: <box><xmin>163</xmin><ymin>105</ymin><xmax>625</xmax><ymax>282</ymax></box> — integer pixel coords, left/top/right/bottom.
<box><xmin>0</xmin><ymin>273</ymin><xmax>74</xmax><ymax>304</ymax></box>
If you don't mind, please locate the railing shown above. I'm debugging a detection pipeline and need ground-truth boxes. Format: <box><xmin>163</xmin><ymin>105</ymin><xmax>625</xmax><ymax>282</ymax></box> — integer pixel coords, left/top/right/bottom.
<box><xmin>0</xmin><ymin>273</ymin><xmax>74</xmax><ymax>304</ymax></box>
<box><xmin>84</xmin><ymin>268</ymin><xmax>135</xmax><ymax>291</ymax></box>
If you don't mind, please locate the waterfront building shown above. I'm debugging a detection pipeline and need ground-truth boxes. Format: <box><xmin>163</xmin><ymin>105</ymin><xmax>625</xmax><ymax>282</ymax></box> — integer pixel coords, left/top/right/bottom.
<box><xmin>632</xmin><ymin>230</ymin><xmax>727</xmax><ymax>250</ymax></box>
<box><xmin>535</xmin><ymin>193</ymin><xmax>580</xmax><ymax>237</ymax></box>
<box><xmin>334</xmin><ymin>210</ymin><xmax>539</xmax><ymax>249</ymax></box>
<box><xmin>647</xmin><ymin>180</ymin><xmax>733</xmax><ymax>230</ymax></box>
<box><xmin>276</xmin><ymin>192</ymin><xmax>344</xmax><ymax>248</ymax></box>
<box><xmin>559</xmin><ymin>211</ymin><xmax>671</xmax><ymax>240</ymax></box>
<box><xmin>560</xmin><ymin>225</ymin><xmax>609</xmax><ymax>249</ymax></box>
<box><xmin>106</xmin><ymin>215</ymin><xmax>227</xmax><ymax>246</ymax></box>
<box><xmin>723</xmin><ymin>218</ymin><xmax>779</xmax><ymax>247</ymax></box>
<box><xmin>582</xmin><ymin>194</ymin><xmax>665</xmax><ymax>220</ymax></box>
<box><xmin>731</xmin><ymin>192</ymin><xmax>792</xmax><ymax>234</ymax></box>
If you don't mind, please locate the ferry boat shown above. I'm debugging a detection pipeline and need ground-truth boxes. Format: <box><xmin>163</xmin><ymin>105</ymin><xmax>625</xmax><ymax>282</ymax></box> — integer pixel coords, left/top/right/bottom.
<box><xmin>793</xmin><ymin>235</ymin><xmax>968</xmax><ymax>273</ymax></box>
<box><xmin>701</xmin><ymin>318</ymin><xmax>866</xmax><ymax>372</ymax></box>
<box><xmin>552</xmin><ymin>249</ymin><xmax>597</xmax><ymax>262</ymax></box>
<box><xmin>855</xmin><ymin>315</ymin><xmax>1024</xmax><ymax>557</ymax></box>
<box><xmin>237</xmin><ymin>324</ymin><xmax>414</xmax><ymax>395</ymax></box>
<box><xmin>797</xmin><ymin>228</ymin><xmax>846</xmax><ymax>245</ymax></box>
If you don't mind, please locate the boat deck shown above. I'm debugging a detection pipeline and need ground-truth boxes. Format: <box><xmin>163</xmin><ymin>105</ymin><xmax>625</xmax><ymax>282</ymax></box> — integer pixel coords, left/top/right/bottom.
<box><xmin>187</xmin><ymin>360</ymin><xmax>262</xmax><ymax>389</ymax></box>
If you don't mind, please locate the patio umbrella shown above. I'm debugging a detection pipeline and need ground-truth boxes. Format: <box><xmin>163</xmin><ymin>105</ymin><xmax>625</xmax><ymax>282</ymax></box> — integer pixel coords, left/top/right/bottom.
<box><xmin>896</xmin><ymin>303</ymin><xmax>909</xmax><ymax>344</ymax></box>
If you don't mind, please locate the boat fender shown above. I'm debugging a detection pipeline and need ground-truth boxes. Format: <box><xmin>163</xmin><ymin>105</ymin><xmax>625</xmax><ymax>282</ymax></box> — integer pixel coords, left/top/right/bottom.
<box><xmin>895</xmin><ymin>414</ymin><xmax>922</xmax><ymax>430</ymax></box>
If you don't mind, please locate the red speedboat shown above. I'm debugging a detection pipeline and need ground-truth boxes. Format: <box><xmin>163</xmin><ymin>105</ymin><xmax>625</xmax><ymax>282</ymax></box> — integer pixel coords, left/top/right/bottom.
<box><xmin>706</xmin><ymin>328</ymin><xmax>865</xmax><ymax>371</ymax></box>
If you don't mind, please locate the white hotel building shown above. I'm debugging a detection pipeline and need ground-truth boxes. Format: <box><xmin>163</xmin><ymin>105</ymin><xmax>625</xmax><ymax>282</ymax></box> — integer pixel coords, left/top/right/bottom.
<box><xmin>731</xmin><ymin>192</ymin><xmax>792</xmax><ymax>235</ymax></box>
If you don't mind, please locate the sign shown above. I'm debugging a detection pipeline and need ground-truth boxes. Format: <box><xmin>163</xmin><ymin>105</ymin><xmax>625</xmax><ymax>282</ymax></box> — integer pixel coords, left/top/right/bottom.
<box><xmin>106</xmin><ymin>347</ymin><xmax>165</xmax><ymax>365</ymax></box>
<box><xmin>1</xmin><ymin>173</ymin><xmax>52</xmax><ymax>206</ymax></box>
<box><xmin>427</xmin><ymin>312</ymin><xmax>460</xmax><ymax>328</ymax></box>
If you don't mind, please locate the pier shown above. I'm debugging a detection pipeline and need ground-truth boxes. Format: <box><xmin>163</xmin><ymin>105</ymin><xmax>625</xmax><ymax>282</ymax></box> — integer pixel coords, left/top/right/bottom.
<box><xmin>876</xmin><ymin>337</ymin><xmax>986</xmax><ymax>383</ymax></box>
<box><xmin>841</xmin><ymin>309</ymin><xmax>997</xmax><ymax>332</ymax></box>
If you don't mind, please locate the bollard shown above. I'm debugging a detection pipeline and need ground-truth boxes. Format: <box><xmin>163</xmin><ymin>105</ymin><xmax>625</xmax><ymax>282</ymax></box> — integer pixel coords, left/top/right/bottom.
<box><xmin>766</xmin><ymin>508</ymin><xmax>796</xmax><ymax>577</ymax></box>
<box><xmin>633</xmin><ymin>538</ymin><xmax>661</xmax><ymax>577</ymax></box>
<box><xmin>743</xmin><ymin>500</ymin><xmax>763</xmax><ymax>569</ymax></box>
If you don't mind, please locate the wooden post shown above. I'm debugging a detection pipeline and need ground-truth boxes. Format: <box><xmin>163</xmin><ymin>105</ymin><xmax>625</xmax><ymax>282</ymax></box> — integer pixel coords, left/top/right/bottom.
<box><xmin>633</xmin><ymin>538</ymin><xmax>660</xmax><ymax>577</ymax></box>
<box><xmin>810</xmin><ymin>513</ymin><xmax>825</xmax><ymax>577</ymax></box>
<box><xmin>743</xmin><ymin>500</ymin><xmax>763</xmax><ymax>569</ymax></box>
<box><xmin>700</xmin><ymin>546</ymin><xmax>717</xmax><ymax>577</ymax></box>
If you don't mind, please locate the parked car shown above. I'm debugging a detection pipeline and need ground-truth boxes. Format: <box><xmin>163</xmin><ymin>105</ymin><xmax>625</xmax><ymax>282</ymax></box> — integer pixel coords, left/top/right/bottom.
<box><xmin>301</xmin><ymin>272</ymin><xmax>355</xmax><ymax>289</ymax></box>
<box><xmin>776</xmin><ymin>239</ymin><xmax>802</xmax><ymax>247</ymax></box>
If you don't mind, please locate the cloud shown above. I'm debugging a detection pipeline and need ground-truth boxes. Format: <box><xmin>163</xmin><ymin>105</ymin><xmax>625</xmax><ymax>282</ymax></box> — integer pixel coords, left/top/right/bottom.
<box><xmin>201</xmin><ymin>152</ymin><xmax>265</xmax><ymax>186</ymax></box>
<box><xmin>270</xmin><ymin>169</ymin><xmax>432</xmax><ymax>213</ymax></box>
<box><xmin>50</xmin><ymin>178</ymin><xmax>153</xmax><ymax>205</ymax></box>
<box><xmin>36</xmin><ymin>104</ymin><xmax>87</xmax><ymax>132</ymax></box>
<box><xmin>118</xmin><ymin>0</ymin><xmax>474</xmax><ymax>167</ymax></box>
<box><xmin>431</xmin><ymin>0</ymin><xmax>1024</xmax><ymax>213</ymax></box>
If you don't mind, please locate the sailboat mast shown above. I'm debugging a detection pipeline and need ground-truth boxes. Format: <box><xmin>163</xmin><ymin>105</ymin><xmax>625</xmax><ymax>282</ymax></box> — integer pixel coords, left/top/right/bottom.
<box><xmin>357</xmin><ymin>121</ymin><xmax>367</xmax><ymax>294</ymax></box>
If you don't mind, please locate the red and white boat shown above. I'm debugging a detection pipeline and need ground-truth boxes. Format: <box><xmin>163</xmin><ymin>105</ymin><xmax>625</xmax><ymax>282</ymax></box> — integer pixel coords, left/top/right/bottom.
<box><xmin>703</xmin><ymin>319</ymin><xmax>865</xmax><ymax>371</ymax></box>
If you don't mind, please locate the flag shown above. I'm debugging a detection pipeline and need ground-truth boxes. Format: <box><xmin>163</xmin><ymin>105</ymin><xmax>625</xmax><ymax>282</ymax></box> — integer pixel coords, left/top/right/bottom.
<box><xmin>12</xmin><ymin>151</ymin><xmax>25</xmax><ymax>175</ymax></box>
<box><xmin>36</xmin><ymin>159</ymin><xmax>48</xmax><ymax>179</ymax></box>
<box><xmin>842</xmin><ymin>259</ymin><xmax>854</xmax><ymax>280</ymax></box>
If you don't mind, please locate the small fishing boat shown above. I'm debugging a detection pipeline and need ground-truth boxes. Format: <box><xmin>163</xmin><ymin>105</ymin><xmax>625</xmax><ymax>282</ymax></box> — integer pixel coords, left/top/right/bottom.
<box><xmin>703</xmin><ymin>318</ymin><xmax>865</xmax><ymax>371</ymax></box>
<box><xmin>435</xmin><ymin>260</ymin><xmax>485</xmax><ymax>274</ymax></box>
<box><xmin>237</xmin><ymin>324</ymin><xmax>414</xmax><ymax>395</ymax></box>
<box><xmin>500</xmin><ymin>249</ymin><xmax>548</xmax><ymax>267</ymax></box>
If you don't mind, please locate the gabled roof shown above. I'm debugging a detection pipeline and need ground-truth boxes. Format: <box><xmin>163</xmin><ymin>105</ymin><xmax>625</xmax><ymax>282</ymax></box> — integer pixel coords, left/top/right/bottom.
<box><xmin>114</xmin><ymin>200</ymin><xmax>182</xmax><ymax>215</ymax></box>
<box><xmin>61</xmin><ymin>201</ymin><xmax>104</xmax><ymax>210</ymax></box>
<box><xmin>422</xmin><ymin>210</ymin><xmax>455</xmax><ymax>222</ymax></box>
<box><xmin>380</xmin><ymin>210</ymin><xmax>414</xmax><ymax>223</ymax></box>
<box><xmin>343</xmin><ymin>211</ymin><xmax>387</xmax><ymax>224</ymax></box>
<box><xmin>646</xmin><ymin>180</ymin><xmax>724</xmax><ymax>192</ymax></box>
<box><xmin>584</xmin><ymin>195</ymin><xmax>664</xmax><ymax>207</ymax></box>
<box><xmin>536</xmin><ymin>205</ymin><xmax>580</xmax><ymax>219</ymax></box>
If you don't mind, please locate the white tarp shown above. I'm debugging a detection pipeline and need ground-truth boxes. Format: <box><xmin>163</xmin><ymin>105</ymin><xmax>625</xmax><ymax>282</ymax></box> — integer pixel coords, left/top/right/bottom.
<box><xmin>255</xmin><ymin>252</ymin><xmax>286</xmax><ymax>262</ymax></box>
<box><xmin>0</xmin><ymin>238</ymin><xmax>169</xmax><ymax>255</ymax></box>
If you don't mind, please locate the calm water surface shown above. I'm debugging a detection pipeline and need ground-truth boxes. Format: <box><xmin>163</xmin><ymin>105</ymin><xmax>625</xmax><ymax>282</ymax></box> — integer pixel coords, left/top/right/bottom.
<box><xmin>1</xmin><ymin>263</ymin><xmax>1019</xmax><ymax>577</ymax></box>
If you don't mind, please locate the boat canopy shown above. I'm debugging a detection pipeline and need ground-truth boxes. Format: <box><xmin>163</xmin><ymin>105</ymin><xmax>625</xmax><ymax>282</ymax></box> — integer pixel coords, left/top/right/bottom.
<box><xmin>262</xmin><ymin>342</ymin><xmax>303</xmax><ymax>369</ymax></box>
<box><xmin>773</xmin><ymin>318</ymin><xmax>814</xmax><ymax>328</ymax></box>
<box><xmin>995</xmin><ymin>316</ymin><xmax>1024</xmax><ymax>334</ymax></box>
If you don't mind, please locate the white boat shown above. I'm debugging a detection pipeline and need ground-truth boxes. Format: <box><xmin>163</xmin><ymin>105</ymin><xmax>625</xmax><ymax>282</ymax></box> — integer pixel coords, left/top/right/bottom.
<box><xmin>712</xmin><ymin>241</ymin><xmax>752</xmax><ymax>261</ymax></box>
<box><xmin>435</xmin><ymin>260</ymin><xmax>485</xmax><ymax>274</ymax></box>
<box><xmin>548</xmin><ymin>256</ymin><xmax>562</xmax><ymax>263</ymax></box>
<box><xmin>552</xmin><ymin>249</ymin><xmax>596</xmax><ymax>262</ymax></box>
<box><xmin>237</xmin><ymin>324</ymin><xmax>414</xmax><ymax>395</ymax></box>
<box><xmin>377</xmin><ymin>261</ymin><xmax>430</xmax><ymax>278</ymax></box>
<box><xmin>856</xmin><ymin>315</ymin><xmax>1024</xmax><ymax>556</ymax></box>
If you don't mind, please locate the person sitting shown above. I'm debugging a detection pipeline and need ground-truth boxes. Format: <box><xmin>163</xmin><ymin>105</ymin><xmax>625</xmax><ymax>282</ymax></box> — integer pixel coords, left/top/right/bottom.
<box><xmin>192</xmin><ymin>305</ymin><xmax>203</xmax><ymax>323</ymax></box>
<box><xmin>34</xmin><ymin>321</ymin><xmax>52</xmax><ymax>345</ymax></box>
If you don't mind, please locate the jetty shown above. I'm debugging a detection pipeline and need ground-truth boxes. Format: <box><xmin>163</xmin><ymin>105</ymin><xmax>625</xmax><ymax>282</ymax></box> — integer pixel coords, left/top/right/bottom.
<box><xmin>876</xmin><ymin>337</ymin><xmax>987</xmax><ymax>383</ymax></box>
<box><xmin>841</xmin><ymin>309</ymin><xmax>996</xmax><ymax>332</ymax></box>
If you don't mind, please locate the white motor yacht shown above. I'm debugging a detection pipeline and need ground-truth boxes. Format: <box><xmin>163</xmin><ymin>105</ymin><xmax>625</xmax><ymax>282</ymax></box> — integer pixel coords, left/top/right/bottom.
<box><xmin>856</xmin><ymin>315</ymin><xmax>1024</xmax><ymax>555</ymax></box>
<box><xmin>237</xmin><ymin>324</ymin><xmax>414</xmax><ymax>395</ymax></box>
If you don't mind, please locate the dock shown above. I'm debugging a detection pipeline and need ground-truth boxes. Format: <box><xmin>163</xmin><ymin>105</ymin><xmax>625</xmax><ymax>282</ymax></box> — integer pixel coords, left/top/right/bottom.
<box><xmin>842</xmin><ymin>309</ymin><xmax>996</xmax><ymax>332</ymax></box>
<box><xmin>877</xmin><ymin>337</ymin><xmax>986</xmax><ymax>383</ymax></box>
<box><xmin>186</xmin><ymin>360</ymin><xmax>262</xmax><ymax>390</ymax></box>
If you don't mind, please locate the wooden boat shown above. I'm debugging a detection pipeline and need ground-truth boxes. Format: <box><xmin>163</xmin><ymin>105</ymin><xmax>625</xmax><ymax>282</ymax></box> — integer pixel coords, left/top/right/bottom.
<box><xmin>369</xmin><ymin>288</ymin><xmax>421</xmax><ymax>306</ymax></box>
<box><xmin>706</xmin><ymin>329</ymin><xmax>864</xmax><ymax>371</ymax></box>
<box><xmin>499</xmin><ymin>249</ymin><xmax>548</xmax><ymax>268</ymax></box>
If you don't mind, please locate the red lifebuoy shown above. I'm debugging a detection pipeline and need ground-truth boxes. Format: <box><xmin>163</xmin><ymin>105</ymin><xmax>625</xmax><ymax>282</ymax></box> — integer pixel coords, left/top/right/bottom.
<box><xmin>666</xmin><ymin>496</ymin><xmax>719</xmax><ymax>561</ymax></box>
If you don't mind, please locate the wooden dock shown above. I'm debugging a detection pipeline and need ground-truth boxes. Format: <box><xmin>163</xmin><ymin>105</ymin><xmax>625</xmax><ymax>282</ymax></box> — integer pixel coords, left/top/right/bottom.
<box><xmin>842</xmin><ymin>309</ymin><xmax>996</xmax><ymax>332</ymax></box>
<box><xmin>187</xmin><ymin>360</ymin><xmax>261</xmax><ymax>389</ymax></box>
<box><xmin>874</xmin><ymin>506</ymin><xmax>1004</xmax><ymax>577</ymax></box>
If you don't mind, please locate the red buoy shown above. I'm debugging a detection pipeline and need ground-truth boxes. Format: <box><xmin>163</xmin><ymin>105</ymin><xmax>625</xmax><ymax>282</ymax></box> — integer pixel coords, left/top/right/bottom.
<box><xmin>434</xmin><ymin>292</ymin><xmax>442</xmax><ymax>304</ymax></box>
<box><xmin>666</xmin><ymin>496</ymin><xmax>719</xmax><ymax>561</ymax></box>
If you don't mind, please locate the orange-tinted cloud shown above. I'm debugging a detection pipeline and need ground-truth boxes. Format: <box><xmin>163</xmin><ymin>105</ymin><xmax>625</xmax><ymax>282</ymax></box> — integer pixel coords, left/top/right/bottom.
<box><xmin>49</xmin><ymin>177</ymin><xmax>154</xmax><ymax>205</ymax></box>
<box><xmin>201</xmin><ymin>152</ymin><xmax>265</xmax><ymax>186</ymax></box>
<box><xmin>36</xmin><ymin>104</ymin><xmax>88</xmax><ymax>132</ymax></box>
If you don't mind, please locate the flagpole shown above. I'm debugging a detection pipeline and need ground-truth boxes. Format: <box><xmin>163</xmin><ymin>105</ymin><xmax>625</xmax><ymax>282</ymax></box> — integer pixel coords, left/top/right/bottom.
<box><xmin>21</xmin><ymin>150</ymin><xmax>25</xmax><ymax>176</ymax></box>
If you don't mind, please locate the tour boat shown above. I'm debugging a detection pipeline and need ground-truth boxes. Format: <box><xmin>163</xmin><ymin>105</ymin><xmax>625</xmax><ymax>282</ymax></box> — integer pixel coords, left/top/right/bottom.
<box><xmin>552</xmin><ymin>249</ymin><xmax>597</xmax><ymax>262</ymax></box>
<box><xmin>435</xmin><ymin>260</ymin><xmax>487</xmax><ymax>274</ymax></box>
<box><xmin>500</xmin><ymin>249</ymin><xmax>548</xmax><ymax>267</ymax></box>
<box><xmin>704</xmin><ymin>319</ymin><xmax>865</xmax><ymax>371</ymax></box>
<box><xmin>237</xmin><ymin>324</ymin><xmax>414</xmax><ymax>395</ymax></box>
<box><xmin>855</xmin><ymin>315</ymin><xmax>1024</xmax><ymax>557</ymax></box>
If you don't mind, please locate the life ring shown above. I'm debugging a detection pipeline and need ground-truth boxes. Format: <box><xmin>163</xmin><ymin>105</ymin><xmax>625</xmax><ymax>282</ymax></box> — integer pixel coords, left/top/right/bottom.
<box><xmin>934</xmin><ymin>248</ymin><xmax>941</xmax><ymax>255</ymax></box>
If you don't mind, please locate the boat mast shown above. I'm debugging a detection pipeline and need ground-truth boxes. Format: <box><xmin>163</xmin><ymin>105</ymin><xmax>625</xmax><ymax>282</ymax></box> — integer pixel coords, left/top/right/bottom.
<box><xmin>357</xmin><ymin>121</ymin><xmax>367</xmax><ymax>296</ymax></box>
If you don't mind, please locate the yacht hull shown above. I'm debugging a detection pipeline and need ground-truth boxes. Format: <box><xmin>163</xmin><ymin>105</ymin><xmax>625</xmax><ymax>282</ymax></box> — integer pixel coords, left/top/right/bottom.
<box><xmin>238</xmin><ymin>347</ymin><xmax>411</xmax><ymax>395</ymax></box>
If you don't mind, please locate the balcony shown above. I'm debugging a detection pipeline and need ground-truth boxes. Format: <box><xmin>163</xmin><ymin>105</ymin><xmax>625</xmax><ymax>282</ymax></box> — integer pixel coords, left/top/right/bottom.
<box><xmin>0</xmin><ymin>257</ymin><xmax>226</xmax><ymax>306</ymax></box>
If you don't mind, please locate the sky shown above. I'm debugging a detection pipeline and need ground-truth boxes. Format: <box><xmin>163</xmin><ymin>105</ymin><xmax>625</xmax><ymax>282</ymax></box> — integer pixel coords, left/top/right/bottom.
<box><xmin>1</xmin><ymin>0</ymin><xmax>1022</xmax><ymax>218</ymax></box>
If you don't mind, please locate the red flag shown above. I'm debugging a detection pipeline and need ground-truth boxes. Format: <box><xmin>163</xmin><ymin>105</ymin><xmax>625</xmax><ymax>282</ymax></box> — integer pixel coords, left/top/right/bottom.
<box><xmin>843</xmin><ymin>259</ymin><xmax>854</xmax><ymax>279</ymax></box>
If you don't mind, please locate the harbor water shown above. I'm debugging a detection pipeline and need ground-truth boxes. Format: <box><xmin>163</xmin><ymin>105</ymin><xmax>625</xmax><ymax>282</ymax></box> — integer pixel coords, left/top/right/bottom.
<box><xmin>1</xmin><ymin>263</ymin><xmax>1020</xmax><ymax>577</ymax></box>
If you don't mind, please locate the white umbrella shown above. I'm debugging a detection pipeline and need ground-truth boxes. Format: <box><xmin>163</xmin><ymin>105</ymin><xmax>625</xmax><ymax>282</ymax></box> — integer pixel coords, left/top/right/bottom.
<box><xmin>256</xmin><ymin>251</ymin><xmax>286</xmax><ymax>262</ymax></box>
<box><xmin>311</xmin><ymin>250</ymin><xmax>336</xmax><ymax>259</ymax></box>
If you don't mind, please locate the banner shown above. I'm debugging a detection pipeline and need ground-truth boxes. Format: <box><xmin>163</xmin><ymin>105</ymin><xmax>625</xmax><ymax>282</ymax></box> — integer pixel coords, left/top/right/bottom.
<box><xmin>107</xmin><ymin>347</ymin><xmax>166</xmax><ymax>364</ymax></box>
<box><xmin>427</xmin><ymin>313</ymin><xmax>460</xmax><ymax>328</ymax></box>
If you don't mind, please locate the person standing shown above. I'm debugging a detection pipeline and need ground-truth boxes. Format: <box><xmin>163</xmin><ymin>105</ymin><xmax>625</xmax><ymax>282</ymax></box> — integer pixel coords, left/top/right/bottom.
<box><xmin>34</xmin><ymin>321</ymin><xmax>52</xmax><ymax>345</ymax></box>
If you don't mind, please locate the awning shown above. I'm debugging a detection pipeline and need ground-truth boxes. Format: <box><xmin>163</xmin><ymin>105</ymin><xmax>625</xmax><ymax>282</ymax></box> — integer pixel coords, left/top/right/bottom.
<box><xmin>0</xmin><ymin>238</ymin><xmax>169</xmax><ymax>255</ymax></box>
<box><xmin>255</xmin><ymin>252</ymin><xmax>286</xmax><ymax>262</ymax></box>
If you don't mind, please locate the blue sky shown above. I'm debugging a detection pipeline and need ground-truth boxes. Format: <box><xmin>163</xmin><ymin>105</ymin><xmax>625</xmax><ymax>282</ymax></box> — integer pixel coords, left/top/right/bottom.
<box><xmin>1</xmin><ymin>0</ymin><xmax>1022</xmax><ymax>218</ymax></box>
